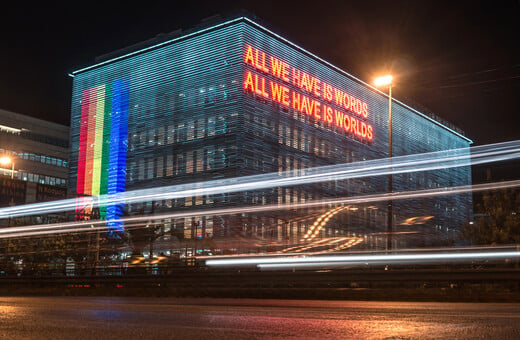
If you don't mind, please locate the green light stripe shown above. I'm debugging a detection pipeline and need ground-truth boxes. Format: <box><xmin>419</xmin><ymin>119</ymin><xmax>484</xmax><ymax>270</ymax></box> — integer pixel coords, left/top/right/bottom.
<box><xmin>99</xmin><ymin>84</ymin><xmax>112</xmax><ymax>219</ymax></box>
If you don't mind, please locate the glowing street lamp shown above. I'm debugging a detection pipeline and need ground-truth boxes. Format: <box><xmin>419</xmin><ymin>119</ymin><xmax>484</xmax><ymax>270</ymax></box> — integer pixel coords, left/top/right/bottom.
<box><xmin>374</xmin><ymin>75</ymin><xmax>394</xmax><ymax>251</ymax></box>
<box><xmin>374</xmin><ymin>75</ymin><xmax>393</xmax><ymax>88</ymax></box>
<box><xmin>0</xmin><ymin>156</ymin><xmax>15</xmax><ymax>179</ymax></box>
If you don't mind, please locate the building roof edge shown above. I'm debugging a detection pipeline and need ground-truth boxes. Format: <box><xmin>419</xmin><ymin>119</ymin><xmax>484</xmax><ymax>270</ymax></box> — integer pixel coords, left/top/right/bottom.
<box><xmin>71</xmin><ymin>16</ymin><xmax>472</xmax><ymax>144</ymax></box>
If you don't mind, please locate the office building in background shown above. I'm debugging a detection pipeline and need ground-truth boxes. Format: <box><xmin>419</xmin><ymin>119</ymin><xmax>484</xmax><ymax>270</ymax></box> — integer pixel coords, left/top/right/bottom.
<box><xmin>0</xmin><ymin>108</ymin><xmax>68</xmax><ymax>213</ymax></box>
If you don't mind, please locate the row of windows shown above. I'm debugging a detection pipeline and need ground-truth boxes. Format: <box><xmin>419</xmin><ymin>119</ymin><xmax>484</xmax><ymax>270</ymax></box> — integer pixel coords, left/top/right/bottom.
<box><xmin>17</xmin><ymin>152</ymin><xmax>68</xmax><ymax>168</ymax></box>
<box><xmin>128</xmin><ymin>146</ymin><xmax>234</xmax><ymax>182</ymax></box>
<box><xmin>243</xmin><ymin>113</ymin><xmax>364</xmax><ymax>162</ymax></box>
<box><xmin>128</xmin><ymin>143</ymin><xmax>379</xmax><ymax>198</ymax></box>
<box><xmin>129</xmin><ymin>148</ymin><xmax>327</xmax><ymax>184</ymax></box>
<box><xmin>126</xmin><ymin>142</ymin><xmax>457</xmax><ymax>203</ymax></box>
<box><xmin>278</xmin><ymin>125</ymin><xmax>363</xmax><ymax>162</ymax></box>
<box><xmin>129</xmin><ymin>114</ymin><xmax>365</xmax><ymax>179</ymax></box>
<box><xmin>129</xmin><ymin>107</ymin><xmax>375</xmax><ymax>165</ymax></box>
<box><xmin>247</xmin><ymin>97</ymin><xmax>466</xmax><ymax>160</ymax></box>
<box><xmin>125</xmin><ymin>204</ymin><xmax>386</xmax><ymax>242</ymax></box>
<box><xmin>130</xmin><ymin>114</ymin><xmax>235</xmax><ymax>150</ymax></box>
<box><xmin>0</xmin><ymin>168</ymin><xmax>67</xmax><ymax>187</ymax></box>
<box><xmin>128</xmin><ymin>195</ymin><xmax>214</xmax><ymax>213</ymax></box>
<box><xmin>121</xmin><ymin>217</ymin><xmax>453</xmax><ymax>247</ymax></box>
<box><xmin>142</xmin><ymin>82</ymin><xmax>235</xmax><ymax>113</ymax></box>
<box><xmin>127</xmin><ymin>185</ymin><xmax>329</xmax><ymax>210</ymax></box>
<box><xmin>127</xmin><ymin>194</ymin><xmax>459</xmax><ymax>243</ymax></box>
<box><xmin>20</xmin><ymin>130</ymin><xmax>69</xmax><ymax>148</ymax></box>
<box><xmin>0</xmin><ymin>149</ymin><xmax>68</xmax><ymax>168</ymax></box>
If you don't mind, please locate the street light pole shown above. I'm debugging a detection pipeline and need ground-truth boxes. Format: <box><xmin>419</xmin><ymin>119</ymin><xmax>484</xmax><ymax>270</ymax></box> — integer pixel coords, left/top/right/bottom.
<box><xmin>374</xmin><ymin>75</ymin><xmax>394</xmax><ymax>251</ymax></box>
<box><xmin>386</xmin><ymin>84</ymin><xmax>393</xmax><ymax>251</ymax></box>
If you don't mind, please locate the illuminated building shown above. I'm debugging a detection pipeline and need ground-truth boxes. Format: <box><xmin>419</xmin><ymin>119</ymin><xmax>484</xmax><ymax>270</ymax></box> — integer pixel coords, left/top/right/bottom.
<box><xmin>68</xmin><ymin>15</ymin><xmax>472</xmax><ymax>252</ymax></box>
<box><xmin>0</xmin><ymin>108</ymin><xmax>68</xmax><ymax>208</ymax></box>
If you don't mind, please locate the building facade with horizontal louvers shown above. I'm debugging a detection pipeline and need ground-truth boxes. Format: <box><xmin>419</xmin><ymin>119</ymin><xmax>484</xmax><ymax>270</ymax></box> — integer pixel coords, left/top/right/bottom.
<box><xmin>69</xmin><ymin>16</ymin><xmax>472</xmax><ymax>252</ymax></box>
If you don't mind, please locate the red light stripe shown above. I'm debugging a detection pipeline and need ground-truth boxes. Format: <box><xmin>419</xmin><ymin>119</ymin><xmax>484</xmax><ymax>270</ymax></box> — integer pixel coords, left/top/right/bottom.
<box><xmin>76</xmin><ymin>88</ymin><xmax>91</xmax><ymax>195</ymax></box>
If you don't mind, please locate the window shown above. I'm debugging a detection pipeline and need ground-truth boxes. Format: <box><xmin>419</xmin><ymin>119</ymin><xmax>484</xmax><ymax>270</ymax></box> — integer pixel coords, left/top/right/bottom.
<box><xmin>156</xmin><ymin>156</ymin><xmax>164</xmax><ymax>178</ymax></box>
<box><xmin>196</xmin><ymin>150</ymin><xmax>204</xmax><ymax>172</ymax></box>
<box><xmin>208</xmin><ymin>117</ymin><xmax>216</xmax><ymax>136</ymax></box>
<box><xmin>138</xmin><ymin>159</ymin><xmax>145</xmax><ymax>180</ymax></box>
<box><xmin>166</xmin><ymin>155</ymin><xmax>173</xmax><ymax>176</ymax></box>
<box><xmin>148</xmin><ymin>128</ymin><xmax>155</xmax><ymax>146</ymax></box>
<box><xmin>176</xmin><ymin>154</ymin><xmax>184</xmax><ymax>175</ymax></box>
<box><xmin>184</xmin><ymin>217</ymin><xmax>192</xmax><ymax>238</ymax></box>
<box><xmin>196</xmin><ymin>119</ymin><xmax>205</xmax><ymax>139</ymax></box>
<box><xmin>207</xmin><ymin>87</ymin><xmax>216</xmax><ymax>105</ymax></box>
<box><xmin>139</xmin><ymin>130</ymin><xmax>146</xmax><ymax>148</ymax></box>
<box><xmin>293</xmin><ymin>129</ymin><xmax>299</xmax><ymax>149</ymax></box>
<box><xmin>187</xmin><ymin>120</ymin><xmax>195</xmax><ymax>141</ymax></box>
<box><xmin>216</xmin><ymin>148</ymin><xmax>226</xmax><ymax>169</ymax></box>
<box><xmin>206</xmin><ymin>146</ymin><xmax>214</xmax><ymax>170</ymax></box>
<box><xmin>147</xmin><ymin>158</ymin><xmax>154</xmax><ymax>179</ymax></box>
<box><xmin>206</xmin><ymin>218</ymin><xmax>213</xmax><ymax>237</ymax></box>
<box><xmin>157</xmin><ymin>127</ymin><xmax>165</xmax><ymax>145</ymax></box>
<box><xmin>167</xmin><ymin>124</ymin><xmax>175</xmax><ymax>144</ymax></box>
<box><xmin>186</xmin><ymin>152</ymin><xmax>193</xmax><ymax>173</ymax></box>
<box><xmin>177</xmin><ymin>123</ymin><xmax>185</xmax><ymax>142</ymax></box>
<box><xmin>216</xmin><ymin>115</ymin><xmax>226</xmax><ymax>134</ymax></box>
<box><xmin>129</xmin><ymin>161</ymin><xmax>136</xmax><ymax>181</ymax></box>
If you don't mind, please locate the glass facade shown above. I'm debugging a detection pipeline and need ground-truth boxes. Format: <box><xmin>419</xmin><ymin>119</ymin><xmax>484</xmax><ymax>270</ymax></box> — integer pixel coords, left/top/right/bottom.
<box><xmin>69</xmin><ymin>17</ymin><xmax>472</xmax><ymax>251</ymax></box>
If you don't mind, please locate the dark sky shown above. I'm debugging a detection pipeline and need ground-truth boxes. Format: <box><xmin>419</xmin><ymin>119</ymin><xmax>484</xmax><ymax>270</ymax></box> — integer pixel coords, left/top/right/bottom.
<box><xmin>1</xmin><ymin>0</ymin><xmax>518</xmax><ymax>148</ymax></box>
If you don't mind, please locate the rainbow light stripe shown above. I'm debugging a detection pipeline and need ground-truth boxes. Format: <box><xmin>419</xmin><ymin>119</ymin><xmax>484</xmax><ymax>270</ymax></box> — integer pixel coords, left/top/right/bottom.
<box><xmin>77</xmin><ymin>80</ymin><xmax>129</xmax><ymax>231</ymax></box>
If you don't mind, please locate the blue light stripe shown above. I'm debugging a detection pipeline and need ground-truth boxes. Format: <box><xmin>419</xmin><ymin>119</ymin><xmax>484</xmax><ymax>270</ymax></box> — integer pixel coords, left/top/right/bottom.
<box><xmin>106</xmin><ymin>79</ymin><xmax>129</xmax><ymax>232</ymax></box>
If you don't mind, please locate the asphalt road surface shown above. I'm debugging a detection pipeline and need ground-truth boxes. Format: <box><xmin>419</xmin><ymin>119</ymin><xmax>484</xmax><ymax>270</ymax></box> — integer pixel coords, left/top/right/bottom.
<box><xmin>1</xmin><ymin>297</ymin><xmax>519</xmax><ymax>339</ymax></box>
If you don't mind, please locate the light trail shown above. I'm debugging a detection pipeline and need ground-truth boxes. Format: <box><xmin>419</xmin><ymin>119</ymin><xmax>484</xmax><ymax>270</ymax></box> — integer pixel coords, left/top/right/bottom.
<box><xmin>327</xmin><ymin>237</ymin><xmax>365</xmax><ymax>252</ymax></box>
<box><xmin>1</xmin><ymin>179</ymin><xmax>519</xmax><ymax>240</ymax></box>
<box><xmin>281</xmin><ymin>237</ymin><xmax>336</xmax><ymax>253</ymax></box>
<box><xmin>206</xmin><ymin>251</ymin><xmax>520</xmax><ymax>269</ymax></box>
<box><xmin>281</xmin><ymin>237</ymin><xmax>365</xmax><ymax>254</ymax></box>
<box><xmin>0</xmin><ymin>140</ymin><xmax>519</xmax><ymax>219</ymax></box>
<box><xmin>196</xmin><ymin>244</ymin><xmax>520</xmax><ymax>260</ymax></box>
<box><xmin>301</xmin><ymin>206</ymin><xmax>348</xmax><ymax>241</ymax></box>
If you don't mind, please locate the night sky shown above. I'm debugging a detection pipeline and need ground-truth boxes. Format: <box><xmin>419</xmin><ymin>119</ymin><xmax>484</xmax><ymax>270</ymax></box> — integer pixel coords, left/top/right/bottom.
<box><xmin>1</xmin><ymin>1</ymin><xmax>518</xmax><ymax>149</ymax></box>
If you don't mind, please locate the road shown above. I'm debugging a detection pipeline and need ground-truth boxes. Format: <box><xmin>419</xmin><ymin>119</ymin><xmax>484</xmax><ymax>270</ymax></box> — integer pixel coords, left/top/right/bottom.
<box><xmin>0</xmin><ymin>297</ymin><xmax>519</xmax><ymax>339</ymax></box>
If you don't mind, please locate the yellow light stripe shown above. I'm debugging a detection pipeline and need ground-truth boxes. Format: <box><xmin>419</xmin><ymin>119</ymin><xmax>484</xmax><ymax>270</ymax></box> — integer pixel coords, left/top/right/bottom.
<box><xmin>91</xmin><ymin>85</ymin><xmax>106</xmax><ymax>196</ymax></box>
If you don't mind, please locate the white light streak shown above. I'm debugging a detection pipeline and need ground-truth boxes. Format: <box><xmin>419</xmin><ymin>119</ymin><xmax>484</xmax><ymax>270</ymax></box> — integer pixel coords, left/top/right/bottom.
<box><xmin>0</xmin><ymin>140</ymin><xmax>518</xmax><ymax>219</ymax></box>
<box><xmin>0</xmin><ymin>124</ymin><xmax>21</xmax><ymax>134</ymax></box>
<box><xmin>0</xmin><ymin>179</ymin><xmax>519</xmax><ymax>240</ymax></box>
<box><xmin>206</xmin><ymin>251</ymin><xmax>520</xmax><ymax>268</ymax></box>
